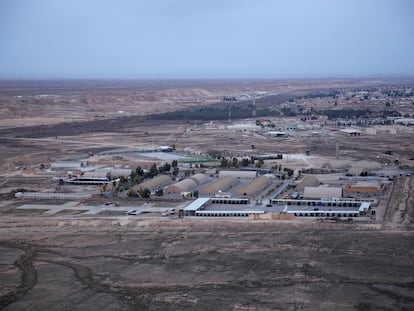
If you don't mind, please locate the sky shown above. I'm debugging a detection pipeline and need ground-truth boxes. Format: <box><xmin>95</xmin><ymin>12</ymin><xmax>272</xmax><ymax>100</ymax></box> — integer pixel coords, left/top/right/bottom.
<box><xmin>0</xmin><ymin>0</ymin><xmax>413</xmax><ymax>79</ymax></box>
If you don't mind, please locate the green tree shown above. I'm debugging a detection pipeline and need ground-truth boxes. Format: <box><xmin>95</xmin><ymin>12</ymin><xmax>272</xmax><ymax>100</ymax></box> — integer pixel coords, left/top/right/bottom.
<box><xmin>232</xmin><ymin>157</ymin><xmax>239</xmax><ymax>167</ymax></box>
<box><xmin>130</xmin><ymin>171</ymin><xmax>137</xmax><ymax>182</ymax></box>
<box><xmin>221</xmin><ymin>157</ymin><xmax>228</xmax><ymax>167</ymax></box>
<box><xmin>149</xmin><ymin>163</ymin><xmax>158</xmax><ymax>177</ymax></box>
<box><xmin>172</xmin><ymin>167</ymin><xmax>179</xmax><ymax>176</ymax></box>
<box><xmin>135</xmin><ymin>166</ymin><xmax>144</xmax><ymax>176</ymax></box>
<box><xmin>241</xmin><ymin>158</ymin><xmax>249</xmax><ymax>167</ymax></box>
<box><xmin>138</xmin><ymin>188</ymin><xmax>151</xmax><ymax>198</ymax></box>
<box><xmin>127</xmin><ymin>188</ymin><xmax>136</xmax><ymax>197</ymax></box>
<box><xmin>255</xmin><ymin>159</ymin><xmax>264</xmax><ymax>168</ymax></box>
<box><xmin>155</xmin><ymin>188</ymin><xmax>164</xmax><ymax>196</ymax></box>
<box><xmin>171</xmin><ymin>160</ymin><xmax>178</xmax><ymax>168</ymax></box>
<box><xmin>163</xmin><ymin>162</ymin><xmax>171</xmax><ymax>172</ymax></box>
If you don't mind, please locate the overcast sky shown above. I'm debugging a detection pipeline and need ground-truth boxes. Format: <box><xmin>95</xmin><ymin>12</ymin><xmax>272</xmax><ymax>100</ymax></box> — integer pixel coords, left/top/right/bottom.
<box><xmin>1</xmin><ymin>0</ymin><xmax>413</xmax><ymax>79</ymax></box>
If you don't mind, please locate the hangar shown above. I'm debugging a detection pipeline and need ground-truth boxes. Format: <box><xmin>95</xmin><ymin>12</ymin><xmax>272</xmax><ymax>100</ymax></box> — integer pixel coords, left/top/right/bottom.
<box><xmin>166</xmin><ymin>173</ymin><xmax>208</xmax><ymax>194</ymax></box>
<box><xmin>133</xmin><ymin>175</ymin><xmax>172</xmax><ymax>191</ymax></box>
<box><xmin>296</xmin><ymin>175</ymin><xmax>320</xmax><ymax>192</ymax></box>
<box><xmin>200</xmin><ymin>175</ymin><xmax>238</xmax><ymax>195</ymax></box>
<box><xmin>237</xmin><ymin>176</ymin><xmax>271</xmax><ymax>196</ymax></box>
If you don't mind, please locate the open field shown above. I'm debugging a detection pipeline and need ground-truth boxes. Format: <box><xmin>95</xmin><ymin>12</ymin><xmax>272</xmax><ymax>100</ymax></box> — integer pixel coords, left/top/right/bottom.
<box><xmin>0</xmin><ymin>217</ymin><xmax>413</xmax><ymax>310</ymax></box>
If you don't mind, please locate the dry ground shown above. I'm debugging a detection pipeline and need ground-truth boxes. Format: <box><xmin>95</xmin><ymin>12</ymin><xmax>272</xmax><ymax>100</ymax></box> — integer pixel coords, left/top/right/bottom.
<box><xmin>0</xmin><ymin>217</ymin><xmax>413</xmax><ymax>311</ymax></box>
<box><xmin>1</xmin><ymin>79</ymin><xmax>413</xmax><ymax>310</ymax></box>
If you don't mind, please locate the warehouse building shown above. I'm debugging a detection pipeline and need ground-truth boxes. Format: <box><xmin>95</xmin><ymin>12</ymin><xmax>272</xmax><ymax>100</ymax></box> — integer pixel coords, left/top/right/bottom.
<box><xmin>346</xmin><ymin>181</ymin><xmax>385</xmax><ymax>193</ymax></box>
<box><xmin>296</xmin><ymin>175</ymin><xmax>320</xmax><ymax>192</ymax></box>
<box><xmin>133</xmin><ymin>175</ymin><xmax>172</xmax><ymax>192</ymax></box>
<box><xmin>15</xmin><ymin>192</ymin><xmax>92</xmax><ymax>200</ymax></box>
<box><xmin>237</xmin><ymin>176</ymin><xmax>272</xmax><ymax>196</ymax></box>
<box><xmin>51</xmin><ymin>161</ymin><xmax>88</xmax><ymax>171</ymax></box>
<box><xmin>200</xmin><ymin>175</ymin><xmax>238</xmax><ymax>195</ymax></box>
<box><xmin>83</xmin><ymin>168</ymin><xmax>132</xmax><ymax>179</ymax></box>
<box><xmin>219</xmin><ymin>170</ymin><xmax>257</xmax><ymax>179</ymax></box>
<box><xmin>195</xmin><ymin>210</ymin><xmax>265</xmax><ymax>217</ymax></box>
<box><xmin>183</xmin><ymin>197</ymin><xmax>210</xmax><ymax>216</ymax></box>
<box><xmin>271</xmin><ymin>198</ymin><xmax>362</xmax><ymax>208</ymax></box>
<box><xmin>303</xmin><ymin>186</ymin><xmax>343</xmax><ymax>199</ymax></box>
<box><xmin>166</xmin><ymin>173</ymin><xmax>208</xmax><ymax>194</ymax></box>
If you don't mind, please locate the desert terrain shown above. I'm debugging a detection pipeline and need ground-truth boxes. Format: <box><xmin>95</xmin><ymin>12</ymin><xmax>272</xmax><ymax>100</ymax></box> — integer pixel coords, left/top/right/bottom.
<box><xmin>0</xmin><ymin>79</ymin><xmax>413</xmax><ymax>310</ymax></box>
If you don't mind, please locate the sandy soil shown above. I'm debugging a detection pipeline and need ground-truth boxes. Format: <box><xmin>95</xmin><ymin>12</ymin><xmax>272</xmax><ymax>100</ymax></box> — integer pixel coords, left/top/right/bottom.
<box><xmin>0</xmin><ymin>217</ymin><xmax>413</xmax><ymax>310</ymax></box>
<box><xmin>1</xmin><ymin>79</ymin><xmax>413</xmax><ymax>310</ymax></box>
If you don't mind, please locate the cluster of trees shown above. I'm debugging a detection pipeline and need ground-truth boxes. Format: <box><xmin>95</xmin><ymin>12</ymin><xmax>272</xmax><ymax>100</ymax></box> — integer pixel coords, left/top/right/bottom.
<box><xmin>103</xmin><ymin>160</ymin><xmax>180</xmax><ymax>199</ymax></box>
<box><xmin>133</xmin><ymin>160</ymin><xmax>179</xmax><ymax>180</ymax></box>
<box><xmin>220</xmin><ymin>156</ymin><xmax>256</xmax><ymax>168</ymax></box>
<box><xmin>315</xmin><ymin>109</ymin><xmax>374</xmax><ymax>120</ymax></box>
<box><xmin>281</xmin><ymin>107</ymin><xmax>297</xmax><ymax>117</ymax></box>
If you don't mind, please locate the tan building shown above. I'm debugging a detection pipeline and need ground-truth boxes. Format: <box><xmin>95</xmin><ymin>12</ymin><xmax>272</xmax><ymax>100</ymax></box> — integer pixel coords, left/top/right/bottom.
<box><xmin>346</xmin><ymin>181</ymin><xmax>385</xmax><ymax>193</ymax></box>
<box><xmin>218</xmin><ymin>170</ymin><xmax>257</xmax><ymax>179</ymax></box>
<box><xmin>303</xmin><ymin>186</ymin><xmax>343</xmax><ymax>199</ymax></box>
<box><xmin>165</xmin><ymin>173</ymin><xmax>208</xmax><ymax>194</ymax></box>
<box><xmin>237</xmin><ymin>176</ymin><xmax>271</xmax><ymax>196</ymax></box>
<box><xmin>296</xmin><ymin>175</ymin><xmax>320</xmax><ymax>192</ymax></box>
<box><xmin>200</xmin><ymin>176</ymin><xmax>238</xmax><ymax>195</ymax></box>
<box><xmin>133</xmin><ymin>175</ymin><xmax>172</xmax><ymax>192</ymax></box>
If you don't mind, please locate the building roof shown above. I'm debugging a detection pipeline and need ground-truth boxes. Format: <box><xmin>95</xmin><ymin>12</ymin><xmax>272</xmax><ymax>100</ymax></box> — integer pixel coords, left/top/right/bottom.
<box><xmin>183</xmin><ymin>197</ymin><xmax>210</xmax><ymax>211</ymax></box>
<box><xmin>340</xmin><ymin>128</ymin><xmax>362</xmax><ymax>134</ymax></box>
<box><xmin>165</xmin><ymin>173</ymin><xmax>208</xmax><ymax>194</ymax></box>
<box><xmin>349</xmin><ymin>181</ymin><xmax>382</xmax><ymax>189</ymax></box>
<box><xmin>200</xmin><ymin>175</ymin><xmax>238</xmax><ymax>195</ymax></box>
<box><xmin>351</xmin><ymin>160</ymin><xmax>382</xmax><ymax>170</ymax></box>
<box><xmin>82</xmin><ymin>168</ymin><xmax>132</xmax><ymax>179</ymax></box>
<box><xmin>237</xmin><ymin>176</ymin><xmax>271</xmax><ymax>196</ymax></box>
<box><xmin>166</xmin><ymin>178</ymin><xmax>198</xmax><ymax>193</ymax></box>
<box><xmin>303</xmin><ymin>186</ymin><xmax>343</xmax><ymax>199</ymax></box>
<box><xmin>195</xmin><ymin>210</ymin><xmax>265</xmax><ymax>215</ymax></box>
<box><xmin>190</xmin><ymin>173</ymin><xmax>209</xmax><ymax>185</ymax></box>
<box><xmin>296</xmin><ymin>175</ymin><xmax>320</xmax><ymax>192</ymax></box>
<box><xmin>135</xmin><ymin>175</ymin><xmax>172</xmax><ymax>191</ymax></box>
<box><xmin>219</xmin><ymin>170</ymin><xmax>257</xmax><ymax>179</ymax></box>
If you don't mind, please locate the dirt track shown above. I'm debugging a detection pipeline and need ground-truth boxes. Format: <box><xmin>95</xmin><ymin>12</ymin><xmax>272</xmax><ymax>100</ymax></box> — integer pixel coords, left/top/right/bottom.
<box><xmin>0</xmin><ymin>218</ymin><xmax>413</xmax><ymax>310</ymax></box>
